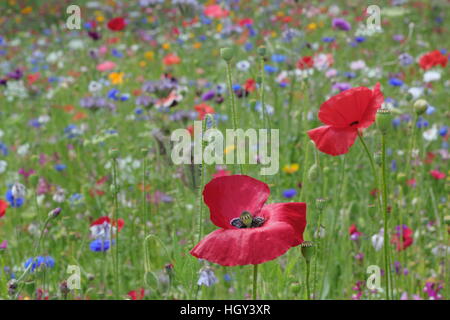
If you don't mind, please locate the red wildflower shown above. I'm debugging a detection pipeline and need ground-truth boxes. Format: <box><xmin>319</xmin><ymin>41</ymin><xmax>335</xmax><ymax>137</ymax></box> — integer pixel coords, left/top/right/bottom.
<box><xmin>0</xmin><ymin>199</ymin><xmax>8</xmax><ymax>218</ymax></box>
<box><xmin>128</xmin><ymin>288</ymin><xmax>145</xmax><ymax>300</ymax></box>
<box><xmin>91</xmin><ymin>216</ymin><xmax>124</xmax><ymax>232</ymax></box>
<box><xmin>190</xmin><ymin>175</ymin><xmax>307</xmax><ymax>266</ymax></box>
<box><xmin>430</xmin><ymin>170</ymin><xmax>446</xmax><ymax>180</ymax></box>
<box><xmin>391</xmin><ymin>225</ymin><xmax>413</xmax><ymax>251</ymax></box>
<box><xmin>244</xmin><ymin>78</ymin><xmax>256</xmax><ymax>93</ymax></box>
<box><xmin>195</xmin><ymin>103</ymin><xmax>215</xmax><ymax>120</ymax></box>
<box><xmin>107</xmin><ymin>17</ymin><xmax>126</xmax><ymax>31</ymax></box>
<box><xmin>419</xmin><ymin>50</ymin><xmax>447</xmax><ymax>70</ymax></box>
<box><xmin>307</xmin><ymin>83</ymin><xmax>384</xmax><ymax>156</ymax></box>
<box><xmin>163</xmin><ymin>53</ymin><xmax>181</xmax><ymax>66</ymax></box>
<box><xmin>204</xmin><ymin>4</ymin><xmax>229</xmax><ymax>19</ymax></box>
<box><xmin>297</xmin><ymin>56</ymin><xmax>314</xmax><ymax>69</ymax></box>
<box><xmin>238</xmin><ymin>18</ymin><xmax>253</xmax><ymax>27</ymax></box>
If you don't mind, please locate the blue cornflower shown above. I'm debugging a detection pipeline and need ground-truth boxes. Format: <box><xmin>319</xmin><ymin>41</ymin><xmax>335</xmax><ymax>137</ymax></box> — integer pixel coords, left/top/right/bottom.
<box><xmin>244</xmin><ymin>42</ymin><xmax>253</xmax><ymax>51</ymax></box>
<box><xmin>388</xmin><ymin>78</ymin><xmax>403</xmax><ymax>86</ymax></box>
<box><xmin>111</xmin><ymin>49</ymin><xmax>123</xmax><ymax>58</ymax></box>
<box><xmin>54</xmin><ymin>164</ymin><xmax>67</xmax><ymax>172</ymax></box>
<box><xmin>439</xmin><ymin>126</ymin><xmax>448</xmax><ymax>137</ymax></box>
<box><xmin>322</xmin><ymin>37</ymin><xmax>335</xmax><ymax>43</ymax></box>
<box><xmin>271</xmin><ymin>54</ymin><xmax>286</xmax><ymax>63</ymax></box>
<box><xmin>282</xmin><ymin>189</ymin><xmax>297</xmax><ymax>199</ymax></box>
<box><xmin>24</xmin><ymin>256</ymin><xmax>55</xmax><ymax>272</ymax></box>
<box><xmin>426</xmin><ymin>105</ymin><xmax>435</xmax><ymax>115</ymax></box>
<box><xmin>416</xmin><ymin>117</ymin><xmax>429</xmax><ymax>129</ymax></box>
<box><xmin>0</xmin><ymin>142</ymin><xmax>8</xmax><ymax>156</ymax></box>
<box><xmin>89</xmin><ymin>239</ymin><xmax>112</xmax><ymax>252</ymax></box>
<box><xmin>355</xmin><ymin>36</ymin><xmax>366</xmax><ymax>43</ymax></box>
<box><xmin>5</xmin><ymin>189</ymin><xmax>24</xmax><ymax>208</ymax></box>
<box><xmin>264</xmin><ymin>65</ymin><xmax>278</xmax><ymax>73</ymax></box>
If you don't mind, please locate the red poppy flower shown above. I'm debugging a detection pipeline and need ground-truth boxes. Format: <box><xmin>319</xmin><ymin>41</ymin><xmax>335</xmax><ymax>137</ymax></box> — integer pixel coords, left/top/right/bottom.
<box><xmin>195</xmin><ymin>103</ymin><xmax>215</xmax><ymax>120</ymax></box>
<box><xmin>391</xmin><ymin>225</ymin><xmax>413</xmax><ymax>251</ymax></box>
<box><xmin>307</xmin><ymin>83</ymin><xmax>384</xmax><ymax>156</ymax></box>
<box><xmin>204</xmin><ymin>4</ymin><xmax>229</xmax><ymax>19</ymax></box>
<box><xmin>107</xmin><ymin>17</ymin><xmax>126</xmax><ymax>31</ymax></box>
<box><xmin>163</xmin><ymin>53</ymin><xmax>181</xmax><ymax>66</ymax></box>
<box><xmin>0</xmin><ymin>199</ymin><xmax>8</xmax><ymax>218</ymax></box>
<box><xmin>297</xmin><ymin>56</ymin><xmax>314</xmax><ymax>69</ymax></box>
<box><xmin>128</xmin><ymin>288</ymin><xmax>145</xmax><ymax>300</ymax></box>
<box><xmin>419</xmin><ymin>50</ymin><xmax>447</xmax><ymax>70</ymax></box>
<box><xmin>91</xmin><ymin>216</ymin><xmax>124</xmax><ymax>232</ymax></box>
<box><xmin>244</xmin><ymin>78</ymin><xmax>256</xmax><ymax>93</ymax></box>
<box><xmin>190</xmin><ymin>175</ymin><xmax>307</xmax><ymax>266</ymax></box>
<box><xmin>430</xmin><ymin>170</ymin><xmax>445</xmax><ymax>180</ymax></box>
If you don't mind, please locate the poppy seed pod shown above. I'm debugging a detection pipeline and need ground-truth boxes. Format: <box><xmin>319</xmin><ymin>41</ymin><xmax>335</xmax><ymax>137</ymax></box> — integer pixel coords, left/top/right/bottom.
<box><xmin>257</xmin><ymin>46</ymin><xmax>266</xmax><ymax>57</ymax></box>
<box><xmin>301</xmin><ymin>241</ymin><xmax>314</xmax><ymax>262</ymax></box>
<box><xmin>413</xmin><ymin>99</ymin><xmax>428</xmax><ymax>115</ymax></box>
<box><xmin>376</xmin><ymin>108</ymin><xmax>392</xmax><ymax>135</ymax></box>
<box><xmin>220</xmin><ymin>47</ymin><xmax>234</xmax><ymax>62</ymax></box>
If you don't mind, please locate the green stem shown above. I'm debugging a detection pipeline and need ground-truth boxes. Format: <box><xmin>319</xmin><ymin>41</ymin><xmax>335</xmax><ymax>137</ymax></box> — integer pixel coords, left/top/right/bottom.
<box><xmin>259</xmin><ymin>57</ymin><xmax>266</xmax><ymax>128</ymax></box>
<box><xmin>112</xmin><ymin>158</ymin><xmax>120</xmax><ymax>299</ymax></box>
<box><xmin>381</xmin><ymin>133</ymin><xmax>391</xmax><ymax>300</ymax></box>
<box><xmin>357</xmin><ymin>132</ymin><xmax>382</xmax><ymax>216</ymax></box>
<box><xmin>253</xmin><ymin>264</ymin><xmax>258</xmax><ymax>300</ymax></box>
<box><xmin>197</xmin><ymin>119</ymin><xmax>207</xmax><ymax>243</ymax></box>
<box><xmin>305</xmin><ymin>261</ymin><xmax>311</xmax><ymax>300</ymax></box>
<box><xmin>225</xmin><ymin>61</ymin><xmax>243</xmax><ymax>174</ymax></box>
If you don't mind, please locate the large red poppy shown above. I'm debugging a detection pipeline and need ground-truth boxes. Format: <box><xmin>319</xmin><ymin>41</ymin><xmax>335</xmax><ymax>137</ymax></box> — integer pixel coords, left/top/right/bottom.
<box><xmin>0</xmin><ymin>199</ymin><xmax>8</xmax><ymax>218</ymax></box>
<box><xmin>307</xmin><ymin>83</ymin><xmax>384</xmax><ymax>156</ymax></box>
<box><xmin>419</xmin><ymin>50</ymin><xmax>447</xmax><ymax>70</ymax></box>
<box><xmin>107</xmin><ymin>17</ymin><xmax>126</xmax><ymax>32</ymax></box>
<box><xmin>190</xmin><ymin>175</ymin><xmax>307</xmax><ymax>266</ymax></box>
<box><xmin>391</xmin><ymin>225</ymin><xmax>413</xmax><ymax>251</ymax></box>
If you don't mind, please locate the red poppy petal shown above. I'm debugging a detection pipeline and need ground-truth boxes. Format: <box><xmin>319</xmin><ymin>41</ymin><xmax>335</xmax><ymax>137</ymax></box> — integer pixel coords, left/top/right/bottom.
<box><xmin>318</xmin><ymin>87</ymin><xmax>372</xmax><ymax>127</ymax></box>
<box><xmin>203</xmin><ymin>175</ymin><xmax>270</xmax><ymax>229</ymax></box>
<box><xmin>191</xmin><ymin>202</ymin><xmax>306</xmax><ymax>266</ymax></box>
<box><xmin>307</xmin><ymin>125</ymin><xmax>358</xmax><ymax>156</ymax></box>
<box><xmin>0</xmin><ymin>199</ymin><xmax>8</xmax><ymax>218</ymax></box>
<box><xmin>359</xmin><ymin>83</ymin><xmax>384</xmax><ymax>129</ymax></box>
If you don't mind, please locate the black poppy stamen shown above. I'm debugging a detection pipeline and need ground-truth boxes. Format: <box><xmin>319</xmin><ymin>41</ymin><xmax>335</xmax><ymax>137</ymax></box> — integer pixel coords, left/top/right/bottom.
<box><xmin>230</xmin><ymin>211</ymin><xmax>265</xmax><ymax>229</ymax></box>
<box><xmin>349</xmin><ymin>121</ymin><xmax>359</xmax><ymax>126</ymax></box>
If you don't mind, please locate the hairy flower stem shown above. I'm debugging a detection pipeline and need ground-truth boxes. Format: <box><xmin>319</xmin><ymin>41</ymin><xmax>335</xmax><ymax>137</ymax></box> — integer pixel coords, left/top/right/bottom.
<box><xmin>196</xmin><ymin>119</ymin><xmax>207</xmax><ymax>244</ymax></box>
<box><xmin>112</xmin><ymin>158</ymin><xmax>120</xmax><ymax>299</ymax></box>
<box><xmin>142</xmin><ymin>155</ymin><xmax>147</xmax><ymax>236</ymax></box>
<box><xmin>357</xmin><ymin>132</ymin><xmax>382</xmax><ymax>216</ymax></box>
<box><xmin>381</xmin><ymin>133</ymin><xmax>391</xmax><ymax>300</ymax></box>
<box><xmin>259</xmin><ymin>57</ymin><xmax>267</xmax><ymax>128</ymax></box>
<box><xmin>253</xmin><ymin>264</ymin><xmax>258</xmax><ymax>300</ymax></box>
<box><xmin>225</xmin><ymin>61</ymin><xmax>243</xmax><ymax>174</ymax></box>
<box><xmin>305</xmin><ymin>261</ymin><xmax>311</xmax><ymax>300</ymax></box>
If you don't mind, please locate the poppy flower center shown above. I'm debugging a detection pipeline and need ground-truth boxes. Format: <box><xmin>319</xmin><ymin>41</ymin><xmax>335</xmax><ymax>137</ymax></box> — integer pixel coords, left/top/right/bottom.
<box><xmin>230</xmin><ymin>211</ymin><xmax>265</xmax><ymax>229</ymax></box>
<box><xmin>349</xmin><ymin>121</ymin><xmax>359</xmax><ymax>126</ymax></box>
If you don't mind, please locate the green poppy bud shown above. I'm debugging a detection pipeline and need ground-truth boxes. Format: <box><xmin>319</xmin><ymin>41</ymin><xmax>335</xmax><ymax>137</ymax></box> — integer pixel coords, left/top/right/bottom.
<box><xmin>396</xmin><ymin>172</ymin><xmax>407</xmax><ymax>183</ymax></box>
<box><xmin>140</xmin><ymin>147</ymin><xmax>149</xmax><ymax>156</ymax></box>
<box><xmin>376</xmin><ymin>108</ymin><xmax>392</xmax><ymax>135</ymax></box>
<box><xmin>109</xmin><ymin>148</ymin><xmax>119</xmax><ymax>159</ymax></box>
<box><xmin>301</xmin><ymin>241</ymin><xmax>314</xmax><ymax>263</ymax></box>
<box><xmin>308</xmin><ymin>163</ymin><xmax>319</xmax><ymax>181</ymax></box>
<box><xmin>240</xmin><ymin>211</ymin><xmax>253</xmax><ymax>228</ymax></box>
<box><xmin>374</xmin><ymin>151</ymin><xmax>382</xmax><ymax>166</ymax></box>
<box><xmin>290</xmin><ymin>282</ymin><xmax>301</xmax><ymax>294</ymax></box>
<box><xmin>413</xmin><ymin>99</ymin><xmax>428</xmax><ymax>115</ymax></box>
<box><xmin>257</xmin><ymin>46</ymin><xmax>266</xmax><ymax>57</ymax></box>
<box><xmin>220</xmin><ymin>47</ymin><xmax>234</xmax><ymax>62</ymax></box>
<box><xmin>315</xmin><ymin>198</ymin><xmax>327</xmax><ymax>211</ymax></box>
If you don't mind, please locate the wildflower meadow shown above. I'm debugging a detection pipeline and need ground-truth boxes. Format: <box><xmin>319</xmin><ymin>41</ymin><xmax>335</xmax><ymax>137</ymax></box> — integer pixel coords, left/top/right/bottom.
<box><xmin>0</xmin><ymin>0</ymin><xmax>448</xmax><ymax>304</ymax></box>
